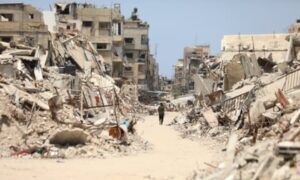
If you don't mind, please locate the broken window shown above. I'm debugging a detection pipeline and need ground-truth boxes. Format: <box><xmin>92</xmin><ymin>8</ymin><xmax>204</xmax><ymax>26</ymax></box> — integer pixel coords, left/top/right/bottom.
<box><xmin>141</xmin><ymin>35</ymin><xmax>148</xmax><ymax>44</ymax></box>
<box><xmin>29</xmin><ymin>14</ymin><xmax>34</xmax><ymax>20</ymax></box>
<box><xmin>96</xmin><ymin>43</ymin><xmax>108</xmax><ymax>50</ymax></box>
<box><xmin>138</xmin><ymin>53</ymin><xmax>146</xmax><ymax>62</ymax></box>
<box><xmin>124</xmin><ymin>38</ymin><xmax>134</xmax><ymax>44</ymax></box>
<box><xmin>124</xmin><ymin>66</ymin><xmax>132</xmax><ymax>71</ymax></box>
<box><xmin>125</xmin><ymin>53</ymin><xmax>133</xmax><ymax>59</ymax></box>
<box><xmin>0</xmin><ymin>36</ymin><xmax>12</xmax><ymax>43</ymax></box>
<box><xmin>99</xmin><ymin>22</ymin><xmax>111</xmax><ymax>30</ymax></box>
<box><xmin>140</xmin><ymin>53</ymin><xmax>146</xmax><ymax>59</ymax></box>
<box><xmin>0</xmin><ymin>14</ymin><xmax>13</xmax><ymax>22</ymax></box>
<box><xmin>82</xmin><ymin>21</ymin><xmax>93</xmax><ymax>27</ymax></box>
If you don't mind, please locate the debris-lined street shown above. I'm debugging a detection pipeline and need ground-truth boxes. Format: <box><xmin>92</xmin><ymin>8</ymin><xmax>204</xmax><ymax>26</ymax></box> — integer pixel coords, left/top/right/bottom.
<box><xmin>0</xmin><ymin>112</ymin><xmax>223</xmax><ymax>180</ymax></box>
<box><xmin>1</xmin><ymin>1</ymin><xmax>300</xmax><ymax>179</ymax></box>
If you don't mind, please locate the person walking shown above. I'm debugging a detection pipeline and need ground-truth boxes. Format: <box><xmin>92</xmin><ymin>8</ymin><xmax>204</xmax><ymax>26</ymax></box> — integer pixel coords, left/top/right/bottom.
<box><xmin>158</xmin><ymin>103</ymin><xmax>165</xmax><ymax>125</ymax></box>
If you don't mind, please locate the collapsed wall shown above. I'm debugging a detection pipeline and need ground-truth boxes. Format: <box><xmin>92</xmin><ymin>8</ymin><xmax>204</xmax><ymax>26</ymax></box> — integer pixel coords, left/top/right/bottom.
<box><xmin>0</xmin><ymin>30</ymin><xmax>149</xmax><ymax>158</ymax></box>
<box><xmin>171</xmin><ymin>34</ymin><xmax>300</xmax><ymax>179</ymax></box>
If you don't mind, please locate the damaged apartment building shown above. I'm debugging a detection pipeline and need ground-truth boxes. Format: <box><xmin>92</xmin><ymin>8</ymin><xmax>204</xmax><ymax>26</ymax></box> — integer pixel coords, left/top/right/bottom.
<box><xmin>173</xmin><ymin>20</ymin><xmax>300</xmax><ymax>102</ymax></box>
<box><xmin>174</xmin><ymin>45</ymin><xmax>210</xmax><ymax>94</ymax></box>
<box><xmin>220</xmin><ymin>33</ymin><xmax>291</xmax><ymax>90</ymax></box>
<box><xmin>54</xmin><ymin>3</ymin><xmax>158</xmax><ymax>90</ymax></box>
<box><xmin>123</xmin><ymin>8</ymin><xmax>151</xmax><ymax>90</ymax></box>
<box><xmin>0</xmin><ymin>3</ymin><xmax>49</xmax><ymax>48</ymax></box>
<box><xmin>55</xmin><ymin>3</ymin><xmax>123</xmax><ymax>77</ymax></box>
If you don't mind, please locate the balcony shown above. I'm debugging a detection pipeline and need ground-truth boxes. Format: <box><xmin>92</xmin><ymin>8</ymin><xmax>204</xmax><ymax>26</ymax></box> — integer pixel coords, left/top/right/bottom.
<box><xmin>112</xmin><ymin>35</ymin><xmax>123</xmax><ymax>43</ymax></box>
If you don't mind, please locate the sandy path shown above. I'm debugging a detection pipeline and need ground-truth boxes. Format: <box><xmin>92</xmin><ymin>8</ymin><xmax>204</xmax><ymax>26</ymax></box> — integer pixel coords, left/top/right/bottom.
<box><xmin>0</xmin><ymin>112</ymin><xmax>219</xmax><ymax>180</ymax></box>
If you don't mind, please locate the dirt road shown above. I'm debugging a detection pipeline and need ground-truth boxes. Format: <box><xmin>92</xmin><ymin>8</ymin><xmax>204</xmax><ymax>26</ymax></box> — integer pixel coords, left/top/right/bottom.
<box><xmin>0</xmin><ymin>112</ymin><xmax>220</xmax><ymax>180</ymax></box>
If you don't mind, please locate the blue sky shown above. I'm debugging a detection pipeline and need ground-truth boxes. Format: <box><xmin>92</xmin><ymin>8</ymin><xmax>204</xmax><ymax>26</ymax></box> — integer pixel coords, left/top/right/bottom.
<box><xmin>4</xmin><ymin>0</ymin><xmax>300</xmax><ymax>78</ymax></box>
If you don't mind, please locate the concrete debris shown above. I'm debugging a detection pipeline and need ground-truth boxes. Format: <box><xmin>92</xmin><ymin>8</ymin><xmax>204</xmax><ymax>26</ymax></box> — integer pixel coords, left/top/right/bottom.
<box><xmin>0</xmin><ymin>31</ymin><xmax>151</xmax><ymax>159</ymax></box>
<box><xmin>201</xmin><ymin>107</ymin><xmax>219</xmax><ymax>128</ymax></box>
<box><xmin>171</xmin><ymin>33</ymin><xmax>300</xmax><ymax>179</ymax></box>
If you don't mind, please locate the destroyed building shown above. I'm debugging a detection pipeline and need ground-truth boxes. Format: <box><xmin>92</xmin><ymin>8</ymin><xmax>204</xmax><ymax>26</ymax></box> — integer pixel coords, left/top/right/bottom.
<box><xmin>221</xmin><ymin>34</ymin><xmax>290</xmax><ymax>64</ymax></box>
<box><xmin>55</xmin><ymin>3</ymin><xmax>124</xmax><ymax>78</ymax></box>
<box><xmin>123</xmin><ymin>8</ymin><xmax>150</xmax><ymax>90</ymax></box>
<box><xmin>173</xmin><ymin>59</ymin><xmax>185</xmax><ymax>95</ymax></box>
<box><xmin>170</xmin><ymin>20</ymin><xmax>300</xmax><ymax>179</ymax></box>
<box><xmin>54</xmin><ymin>4</ymin><xmax>158</xmax><ymax>90</ymax></box>
<box><xmin>0</xmin><ymin>1</ymin><xmax>156</xmax><ymax>159</ymax></box>
<box><xmin>183</xmin><ymin>45</ymin><xmax>210</xmax><ymax>92</ymax></box>
<box><xmin>0</xmin><ymin>3</ymin><xmax>49</xmax><ymax>47</ymax></box>
<box><xmin>160</xmin><ymin>76</ymin><xmax>173</xmax><ymax>93</ymax></box>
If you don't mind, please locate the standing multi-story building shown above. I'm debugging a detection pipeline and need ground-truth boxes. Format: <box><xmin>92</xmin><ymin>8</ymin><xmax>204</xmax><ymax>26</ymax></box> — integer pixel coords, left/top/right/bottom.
<box><xmin>123</xmin><ymin>8</ymin><xmax>150</xmax><ymax>90</ymax></box>
<box><xmin>183</xmin><ymin>45</ymin><xmax>210</xmax><ymax>91</ymax></box>
<box><xmin>55</xmin><ymin>3</ymin><xmax>124</xmax><ymax>78</ymax></box>
<box><xmin>0</xmin><ymin>3</ymin><xmax>48</xmax><ymax>47</ymax></box>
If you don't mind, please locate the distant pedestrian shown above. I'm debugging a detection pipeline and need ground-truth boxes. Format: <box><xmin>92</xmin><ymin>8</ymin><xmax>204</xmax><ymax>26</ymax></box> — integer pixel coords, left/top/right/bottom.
<box><xmin>158</xmin><ymin>103</ymin><xmax>165</xmax><ymax>125</ymax></box>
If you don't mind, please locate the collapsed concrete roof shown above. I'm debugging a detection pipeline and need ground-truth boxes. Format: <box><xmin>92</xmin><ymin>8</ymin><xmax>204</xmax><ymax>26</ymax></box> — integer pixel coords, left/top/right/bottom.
<box><xmin>221</xmin><ymin>33</ymin><xmax>290</xmax><ymax>64</ymax></box>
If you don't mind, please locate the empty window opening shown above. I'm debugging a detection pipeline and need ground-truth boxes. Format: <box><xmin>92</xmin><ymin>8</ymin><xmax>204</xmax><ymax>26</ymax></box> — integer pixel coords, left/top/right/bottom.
<box><xmin>0</xmin><ymin>36</ymin><xmax>12</xmax><ymax>43</ymax></box>
<box><xmin>124</xmin><ymin>66</ymin><xmax>132</xmax><ymax>71</ymax></box>
<box><xmin>96</xmin><ymin>43</ymin><xmax>108</xmax><ymax>50</ymax></box>
<box><xmin>140</xmin><ymin>53</ymin><xmax>146</xmax><ymax>59</ymax></box>
<box><xmin>99</xmin><ymin>22</ymin><xmax>111</xmax><ymax>30</ymax></box>
<box><xmin>29</xmin><ymin>14</ymin><xmax>34</xmax><ymax>19</ymax></box>
<box><xmin>82</xmin><ymin>21</ymin><xmax>93</xmax><ymax>27</ymax></box>
<box><xmin>125</xmin><ymin>53</ymin><xmax>133</xmax><ymax>59</ymax></box>
<box><xmin>124</xmin><ymin>38</ymin><xmax>134</xmax><ymax>44</ymax></box>
<box><xmin>0</xmin><ymin>14</ymin><xmax>13</xmax><ymax>22</ymax></box>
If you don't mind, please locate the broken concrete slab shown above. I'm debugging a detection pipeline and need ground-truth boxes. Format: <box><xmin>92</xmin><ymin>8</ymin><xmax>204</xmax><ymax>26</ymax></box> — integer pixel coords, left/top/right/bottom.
<box><xmin>201</xmin><ymin>107</ymin><xmax>218</xmax><ymax>127</ymax></box>
<box><xmin>290</xmin><ymin>109</ymin><xmax>300</xmax><ymax>125</ymax></box>
<box><xmin>1</xmin><ymin>83</ymin><xmax>49</xmax><ymax>110</ymax></box>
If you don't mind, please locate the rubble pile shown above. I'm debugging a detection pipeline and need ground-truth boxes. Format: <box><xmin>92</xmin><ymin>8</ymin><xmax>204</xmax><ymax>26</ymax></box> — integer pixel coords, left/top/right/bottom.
<box><xmin>171</xmin><ymin>40</ymin><xmax>300</xmax><ymax>179</ymax></box>
<box><xmin>0</xmin><ymin>33</ymin><xmax>150</xmax><ymax>159</ymax></box>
